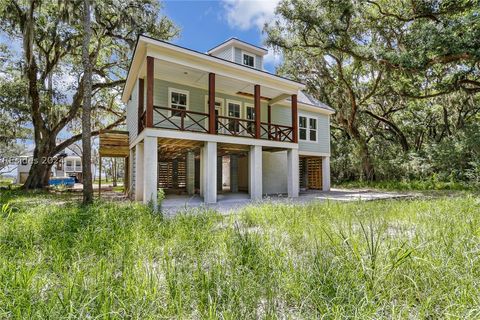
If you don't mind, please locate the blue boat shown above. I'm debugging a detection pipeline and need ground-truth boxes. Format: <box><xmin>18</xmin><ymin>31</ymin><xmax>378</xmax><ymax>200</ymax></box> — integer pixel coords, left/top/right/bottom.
<box><xmin>49</xmin><ymin>177</ymin><xmax>75</xmax><ymax>188</ymax></box>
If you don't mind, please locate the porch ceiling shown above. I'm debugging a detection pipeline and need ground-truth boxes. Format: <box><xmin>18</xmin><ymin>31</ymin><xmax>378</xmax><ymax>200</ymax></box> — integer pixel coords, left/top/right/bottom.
<box><xmin>158</xmin><ymin>137</ymin><xmax>203</xmax><ymax>160</ymax></box>
<box><xmin>139</xmin><ymin>59</ymin><xmax>291</xmax><ymax>102</ymax></box>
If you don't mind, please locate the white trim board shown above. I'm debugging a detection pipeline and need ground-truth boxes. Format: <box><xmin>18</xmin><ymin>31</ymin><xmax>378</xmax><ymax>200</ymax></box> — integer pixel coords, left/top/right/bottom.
<box><xmin>141</xmin><ymin>128</ymin><xmax>299</xmax><ymax>150</ymax></box>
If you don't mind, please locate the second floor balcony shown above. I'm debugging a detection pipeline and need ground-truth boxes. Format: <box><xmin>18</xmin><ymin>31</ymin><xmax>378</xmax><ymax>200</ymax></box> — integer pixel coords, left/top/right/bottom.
<box><xmin>139</xmin><ymin>105</ymin><xmax>295</xmax><ymax>142</ymax></box>
<box><xmin>133</xmin><ymin>50</ymin><xmax>301</xmax><ymax>144</ymax></box>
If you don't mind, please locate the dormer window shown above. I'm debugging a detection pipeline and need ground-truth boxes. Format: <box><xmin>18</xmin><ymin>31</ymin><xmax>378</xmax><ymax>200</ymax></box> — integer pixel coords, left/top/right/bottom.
<box><xmin>242</xmin><ymin>52</ymin><xmax>255</xmax><ymax>68</ymax></box>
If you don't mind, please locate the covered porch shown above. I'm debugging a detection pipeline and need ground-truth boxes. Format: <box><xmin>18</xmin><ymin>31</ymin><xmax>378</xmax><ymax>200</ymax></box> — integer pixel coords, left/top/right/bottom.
<box><xmin>131</xmin><ymin>44</ymin><xmax>301</xmax><ymax>143</ymax></box>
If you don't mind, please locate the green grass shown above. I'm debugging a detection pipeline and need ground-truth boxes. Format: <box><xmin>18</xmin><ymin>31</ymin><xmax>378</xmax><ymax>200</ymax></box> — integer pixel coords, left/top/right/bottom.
<box><xmin>0</xmin><ymin>178</ymin><xmax>14</xmax><ymax>188</ymax></box>
<box><xmin>335</xmin><ymin>179</ymin><xmax>478</xmax><ymax>192</ymax></box>
<box><xmin>0</xmin><ymin>194</ymin><xmax>479</xmax><ymax>318</ymax></box>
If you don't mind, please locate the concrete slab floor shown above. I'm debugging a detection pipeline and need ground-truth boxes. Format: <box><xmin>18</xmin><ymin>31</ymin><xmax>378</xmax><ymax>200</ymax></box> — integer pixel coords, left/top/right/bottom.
<box><xmin>160</xmin><ymin>189</ymin><xmax>415</xmax><ymax>216</ymax></box>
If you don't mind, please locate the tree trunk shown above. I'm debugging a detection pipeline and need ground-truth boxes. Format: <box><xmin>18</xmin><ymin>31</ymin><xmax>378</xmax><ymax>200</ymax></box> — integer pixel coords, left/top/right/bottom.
<box><xmin>23</xmin><ymin>138</ymin><xmax>56</xmax><ymax>189</ymax></box>
<box><xmin>357</xmin><ymin>139</ymin><xmax>375</xmax><ymax>181</ymax></box>
<box><xmin>81</xmin><ymin>0</ymin><xmax>93</xmax><ymax>204</ymax></box>
<box><xmin>112</xmin><ymin>158</ymin><xmax>117</xmax><ymax>187</ymax></box>
<box><xmin>349</xmin><ymin>123</ymin><xmax>375</xmax><ymax>181</ymax></box>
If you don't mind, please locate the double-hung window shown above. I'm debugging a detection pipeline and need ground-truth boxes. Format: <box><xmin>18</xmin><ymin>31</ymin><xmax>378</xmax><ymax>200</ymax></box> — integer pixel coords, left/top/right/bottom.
<box><xmin>299</xmin><ymin>116</ymin><xmax>317</xmax><ymax>142</ymax></box>
<box><xmin>309</xmin><ymin>118</ymin><xmax>317</xmax><ymax>141</ymax></box>
<box><xmin>227</xmin><ymin>101</ymin><xmax>241</xmax><ymax>134</ymax></box>
<box><xmin>242</xmin><ymin>52</ymin><xmax>255</xmax><ymax>68</ymax></box>
<box><xmin>169</xmin><ymin>88</ymin><xmax>189</xmax><ymax>117</ymax></box>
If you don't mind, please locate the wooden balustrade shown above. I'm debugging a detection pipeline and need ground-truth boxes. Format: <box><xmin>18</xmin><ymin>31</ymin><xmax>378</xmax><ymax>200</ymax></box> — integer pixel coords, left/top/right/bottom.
<box><xmin>152</xmin><ymin>106</ymin><xmax>209</xmax><ymax>133</ymax></box>
<box><xmin>147</xmin><ymin>105</ymin><xmax>294</xmax><ymax>142</ymax></box>
<box><xmin>216</xmin><ymin>115</ymin><xmax>256</xmax><ymax>138</ymax></box>
<box><xmin>260</xmin><ymin>122</ymin><xmax>294</xmax><ymax>142</ymax></box>
<box><xmin>138</xmin><ymin>110</ymin><xmax>146</xmax><ymax>133</ymax></box>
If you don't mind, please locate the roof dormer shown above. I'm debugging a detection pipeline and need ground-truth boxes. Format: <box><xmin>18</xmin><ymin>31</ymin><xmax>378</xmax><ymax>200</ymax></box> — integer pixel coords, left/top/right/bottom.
<box><xmin>207</xmin><ymin>38</ymin><xmax>268</xmax><ymax>71</ymax></box>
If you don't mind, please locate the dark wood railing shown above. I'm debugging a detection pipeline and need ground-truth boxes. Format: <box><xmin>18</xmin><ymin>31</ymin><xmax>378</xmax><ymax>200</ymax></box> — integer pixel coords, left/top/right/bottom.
<box><xmin>216</xmin><ymin>115</ymin><xmax>256</xmax><ymax>138</ymax></box>
<box><xmin>152</xmin><ymin>106</ymin><xmax>209</xmax><ymax>133</ymax></box>
<box><xmin>260</xmin><ymin>122</ymin><xmax>294</xmax><ymax>142</ymax></box>
<box><xmin>143</xmin><ymin>105</ymin><xmax>294</xmax><ymax>142</ymax></box>
<box><xmin>138</xmin><ymin>110</ymin><xmax>146</xmax><ymax>133</ymax></box>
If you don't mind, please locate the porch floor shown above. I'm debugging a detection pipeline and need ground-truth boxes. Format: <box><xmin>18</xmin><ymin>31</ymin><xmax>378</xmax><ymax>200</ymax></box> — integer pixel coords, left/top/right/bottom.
<box><xmin>160</xmin><ymin>189</ymin><xmax>414</xmax><ymax>216</ymax></box>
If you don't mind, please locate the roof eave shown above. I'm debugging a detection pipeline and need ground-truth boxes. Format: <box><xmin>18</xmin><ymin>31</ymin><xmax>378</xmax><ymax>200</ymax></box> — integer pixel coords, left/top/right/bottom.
<box><xmin>122</xmin><ymin>35</ymin><xmax>305</xmax><ymax>102</ymax></box>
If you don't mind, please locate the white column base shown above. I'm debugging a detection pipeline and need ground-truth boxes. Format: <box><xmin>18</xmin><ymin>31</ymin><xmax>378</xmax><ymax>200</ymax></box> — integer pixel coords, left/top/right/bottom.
<box><xmin>287</xmin><ymin>148</ymin><xmax>299</xmax><ymax>198</ymax></box>
<box><xmin>249</xmin><ymin>145</ymin><xmax>263</xmax><ymax>200</ymax></box>
<box><xmin>202</xmin><ymin>141</ymin><xmax>217</xmax><ymax>204</ymax></box>
<box><xmin>135</xmin><ymin>143</ymin><xmax>144</xmax><ymax>201</ymax></box>
<box><xmin>322</xmin><ymin>156</ymin><xmax>331</xmax><ymax>191</ymax></box>
<box><xmin>143</xmin><ymin>136</ymin><xmax>158</xmax><ymax>207</ymax></box>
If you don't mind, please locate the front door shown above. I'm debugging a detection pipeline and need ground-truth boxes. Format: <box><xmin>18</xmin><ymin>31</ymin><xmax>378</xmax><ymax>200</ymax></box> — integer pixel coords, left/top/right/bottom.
<box><xmin>206</xmin><ymin>97</ymin><xmax>224</xmax><ymax>133</ymax></box>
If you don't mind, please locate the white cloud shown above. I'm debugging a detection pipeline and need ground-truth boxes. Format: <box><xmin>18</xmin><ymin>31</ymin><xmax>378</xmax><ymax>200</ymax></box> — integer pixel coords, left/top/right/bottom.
<box><xmin>263</xmin><ymin>46</ymin><xmax>282</xmax><ymax>64</ymax></box>
<box><xmin>222</xmin><ymin>0</ymin><xmax>281</xmax><ymax>31</ymax></box>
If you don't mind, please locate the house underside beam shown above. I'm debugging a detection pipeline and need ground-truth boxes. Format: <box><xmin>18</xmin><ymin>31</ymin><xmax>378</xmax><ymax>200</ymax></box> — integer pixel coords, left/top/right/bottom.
<box><xmin>268</xmin><ymin>93</ymin><xmax>290</xmax><ymax>105</ymax></box>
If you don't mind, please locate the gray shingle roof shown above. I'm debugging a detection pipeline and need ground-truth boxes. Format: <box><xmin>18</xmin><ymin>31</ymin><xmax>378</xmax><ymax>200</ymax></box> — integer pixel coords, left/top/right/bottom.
<box><xmin>287</xmin><ymin>91</ymin><xmax>335</xmax><ymax>113</ymax></box>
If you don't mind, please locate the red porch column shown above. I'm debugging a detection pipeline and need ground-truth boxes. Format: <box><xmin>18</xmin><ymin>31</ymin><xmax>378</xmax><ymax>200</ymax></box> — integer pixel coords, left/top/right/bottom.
<box><xmin>291</xmin><ymin>94</ymin><xmax>298</xmax><ymax>143</ymax></box>
<box><xmin>209</xmin><ymin>73</ymin><xmax>216</xmax><ymax>134</ymax></box>
<box><xmin>146</xmin><ymin>56</ymin><xmax>154</xmax><ymax>128</ymax></box>
<box><xmin>254</xmin><ymin>84</ymin><xmax>261</xmax><ymax>139</ymax></box>
<box><xmin>138</xmin><ymin>78</ymin><xmax>144</xmax><ymax>131</ymax></box>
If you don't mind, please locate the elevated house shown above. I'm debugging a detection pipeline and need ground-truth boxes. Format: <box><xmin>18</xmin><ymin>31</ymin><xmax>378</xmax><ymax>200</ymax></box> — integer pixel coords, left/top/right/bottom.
<box><xmin>123</xmin><ymin>36</ymin><xmax>334</xmax><ymax>206</ymax></box>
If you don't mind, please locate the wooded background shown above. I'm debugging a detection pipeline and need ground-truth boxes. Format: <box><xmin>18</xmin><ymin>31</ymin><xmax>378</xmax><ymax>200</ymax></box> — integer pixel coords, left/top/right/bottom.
<box><xmin>1</xmin><ymin>0</ymin><xmax>478</xmax><ymax>188</ymax></box>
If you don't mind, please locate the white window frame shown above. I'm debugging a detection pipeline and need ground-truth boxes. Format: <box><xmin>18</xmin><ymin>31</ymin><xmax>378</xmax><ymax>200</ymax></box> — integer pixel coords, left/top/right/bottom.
<box><xmin>244</xmin><ymin>103</ymin><xmax>254</xmax><ymax>120</ymax></box>
<box><xmin>241</xmin><ymin>51</ymin><xmax>256</xmax><ymax>68</ymax></box>
<box><xmin>299</xmin><ymin>115</ymin><xmax>318</xmax><ymax>142</ymax></box>
<box><xmin>226</xmin><ymin>99</ymin><xmax>243</xmax><ymax>134</ymax></box>
<box><xmin>226</xmin><ymin>99</ymin><xmax>243</xmax><ymax>118</ymax></box>
<box><xmin>244</xmin><ymin>103</ymin><xmax>256</xmax><ymax>135</ymax></box>
<box><xmin>168</xmin><ymin>87</ymin><xmax>189</xmax><ymax>117</ymax></box>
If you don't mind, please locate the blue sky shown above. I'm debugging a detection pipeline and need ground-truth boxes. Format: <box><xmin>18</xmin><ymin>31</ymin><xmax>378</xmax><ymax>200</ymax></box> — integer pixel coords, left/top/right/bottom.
<box><xmin>0</xmin><ymin>0</ymin><xmax>283</xmax><ymax>176</ymax></box>
<box><xmin>162</xmin><ymin>0</ymin><xmax>281</xmax><ymax>72</ymax></box>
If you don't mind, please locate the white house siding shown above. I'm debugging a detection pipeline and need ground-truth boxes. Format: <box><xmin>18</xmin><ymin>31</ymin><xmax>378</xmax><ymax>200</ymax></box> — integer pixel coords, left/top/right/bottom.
<box><xmin>213</xmin><ymin>47</ymin><xmax>233</xmax><ymax>61</ymax></box>
<box><xmin>126</xmin><ymin>80</ymin><xmax>139</xmax><ymax>141</ymax></box>
<box><xmin>298</xmin><ymin>111</ymin><xmax>330</xmax><ymax>155</ymax></box>
<box><xmin>271</xmin><ymin>105</ymin><xmax>330</xmax><ymax>154</ymax></box>
<box><xmin>255</xmin><ymin>55</ymin><xmax>263</xmax><ymax>70</ymax></box>
<box><xmin>262</xmin><ymin>151</ymin><xmax>288</xmax><ymax>195</ymax></box>
<box><xmin>233</xmin><ymin>47</ymin><xmax>242</xmax><ymax>65</ymax></box>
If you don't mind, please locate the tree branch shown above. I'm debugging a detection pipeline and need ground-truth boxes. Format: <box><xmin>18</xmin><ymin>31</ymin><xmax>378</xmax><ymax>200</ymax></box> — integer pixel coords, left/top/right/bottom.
<box><xmin>53</xmin><ymin>116</ymin><xmax>125</xmax><ymax>155</ymax></box>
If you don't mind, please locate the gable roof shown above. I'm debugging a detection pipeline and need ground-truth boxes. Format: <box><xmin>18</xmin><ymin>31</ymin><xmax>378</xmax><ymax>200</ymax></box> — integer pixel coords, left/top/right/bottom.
<box><xmin>122</xmin><ymin>35</ymin><xmax>305</xmax><ymax>102</ymax></box>
<box><xmin>207</xmin><ymin>38</ymin><xmax>268</xmax><ymax>56</ymax></box>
